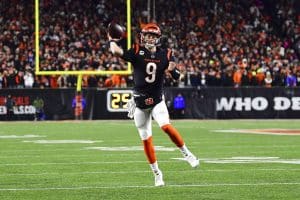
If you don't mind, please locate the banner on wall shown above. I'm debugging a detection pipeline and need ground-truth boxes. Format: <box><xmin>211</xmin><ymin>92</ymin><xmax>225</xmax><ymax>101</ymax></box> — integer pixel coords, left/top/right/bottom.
<box><xmin>0</xmin><ymin>87</ymin><xmax>300</xmax><ymax>120</ymax></box>
<box><xmin>163</xmin><ymin>87</ymin><xmax>300</xmax><ymax>119</ymax></box>
<box><xmin>0</xmin><ymin>95</ymin><xmax>35</xmax><ymax>115</ymax></box>
<box><xmin>0</xmin><ymin>89</ymin><xmax>86</xmax><ymax>120</ymax></box>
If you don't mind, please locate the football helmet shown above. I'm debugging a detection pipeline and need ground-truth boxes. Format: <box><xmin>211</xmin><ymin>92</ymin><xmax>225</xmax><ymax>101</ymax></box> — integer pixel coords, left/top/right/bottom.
<box><xmin>140</xmin><ymin>23</ymin><xmax>161</xmax><ymax>49</ymax></box>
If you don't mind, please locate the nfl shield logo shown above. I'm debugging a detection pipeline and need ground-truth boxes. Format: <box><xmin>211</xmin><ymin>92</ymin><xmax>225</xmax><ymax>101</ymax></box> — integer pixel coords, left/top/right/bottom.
<box><xmin>145</xmin><ymin>98</ymin><xmax>154</xmax><ymax>105</ymax></box>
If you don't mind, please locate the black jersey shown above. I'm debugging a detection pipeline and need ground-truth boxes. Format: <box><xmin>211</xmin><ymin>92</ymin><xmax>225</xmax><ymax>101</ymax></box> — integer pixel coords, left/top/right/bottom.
<box><xmin>122</xmin><ymin>45</ymin><xmax>174</xmax><ymax>96</ymax></box>
<box><xmin>121</xmin><ymin>44</ymin><xmax>174</xmax><ymax>109</ymax></box>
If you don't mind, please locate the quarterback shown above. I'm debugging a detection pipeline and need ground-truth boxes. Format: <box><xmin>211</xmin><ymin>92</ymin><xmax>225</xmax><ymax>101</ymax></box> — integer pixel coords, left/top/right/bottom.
<box><xmin>108</xmin><ymin>23</ymin><xmax>199</xmax><ymax>186</ymax></box>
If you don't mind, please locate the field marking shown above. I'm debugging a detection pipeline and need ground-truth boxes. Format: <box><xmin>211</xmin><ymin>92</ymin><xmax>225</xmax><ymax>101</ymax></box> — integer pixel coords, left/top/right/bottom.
<box><xmin>0</xmin><ymin>152</ymin><xmax>176</xmax><ymax>158</ymax></box>
<box><xmin>1</xmin><ymin>168</ymin><xmax>300</xmax><ymax>177</ymax></box>
<box><xmin>0</xmin><ymin>149</ymin><xmax>86</xmax><ymax>153</ymax></box>
<box><xmin>172</xmin><ymin>157</ymin><xmax>300</xmax><ymax>165</ymax></box>
<box><xmin>85</xmin><ymin>146</ymin><xmax>176</xmax><ymax>151</ymax></box>
<box><xmin>0</xmin><ymin>135</ymin><xmax>46</xmax><ymax>139</ymax></box>
<box><xmin>1</xmin><ymin>156</ymin><xmax>300</xmax><ymax>166</ymax></box>
<box><xmin>213</xmin><ymin>129</ymin><xmax>300</xmax><ymax>136</ymax></box>
<box><xmin>0</xmin><ymin>161</ymin><xmax>166</xmax><ymax>166</ymax></box>
<box><xmin>23</xmin><ymin>140</ymin><xmax>103</xmax><ymax>144</ymax></box>
<box><xmin>0</xmin><ymin>182</ymin><xmax>299</xmax><ymax>191</ymax></box>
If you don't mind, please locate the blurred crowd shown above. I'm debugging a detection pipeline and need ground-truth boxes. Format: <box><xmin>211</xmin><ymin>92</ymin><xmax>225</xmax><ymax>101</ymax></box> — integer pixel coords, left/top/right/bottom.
<box><xmin>0</xmin><ymin>0</ymin><xmax>299</xmax><ymax>89</ymax></box>
<box><xmin>150</xmin><ymin>0</ymin><xmax>300</xmax><ymax>88</ymax></box>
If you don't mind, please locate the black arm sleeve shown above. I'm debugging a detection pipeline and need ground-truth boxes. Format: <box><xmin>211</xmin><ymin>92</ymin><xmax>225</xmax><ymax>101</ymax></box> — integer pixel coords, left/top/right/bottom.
<box><xmin>116</xmin><ymin>38</ymin><xmax>127</xmax><ymax>50</ymax></box>
<box><xmin>121</xmin><ymin>48</ymin><xmax>135</xmax><ymax>63</ymax></box>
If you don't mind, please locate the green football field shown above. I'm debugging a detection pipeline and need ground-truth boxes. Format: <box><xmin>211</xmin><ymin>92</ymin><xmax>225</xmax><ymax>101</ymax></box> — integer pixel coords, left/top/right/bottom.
<box><xmin>0</xmin><ymin>120</ymin><xmax>299</xmax><ymax>200</ymax></box>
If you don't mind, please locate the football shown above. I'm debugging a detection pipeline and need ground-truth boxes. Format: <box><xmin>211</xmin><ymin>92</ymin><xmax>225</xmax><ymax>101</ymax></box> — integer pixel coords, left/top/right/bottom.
<box><xmin>107</xmin><ymin>22</ymin><xmax>125</xmax><ymax>39</ymax></box>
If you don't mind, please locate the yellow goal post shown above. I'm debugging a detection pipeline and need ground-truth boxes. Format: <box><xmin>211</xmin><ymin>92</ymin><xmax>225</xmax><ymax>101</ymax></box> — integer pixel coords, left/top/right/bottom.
<box><xmin>34</xmin><ymin>0</ymin><xmax>132</xmax><ymax>89</ymax></box>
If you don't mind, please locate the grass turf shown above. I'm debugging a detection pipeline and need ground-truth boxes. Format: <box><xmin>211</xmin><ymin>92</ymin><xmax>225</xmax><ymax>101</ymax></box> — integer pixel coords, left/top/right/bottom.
<box><xmin>0</xmin><ymin>120</ymin><xmax>299</xmax><ymax>200</ymax></box>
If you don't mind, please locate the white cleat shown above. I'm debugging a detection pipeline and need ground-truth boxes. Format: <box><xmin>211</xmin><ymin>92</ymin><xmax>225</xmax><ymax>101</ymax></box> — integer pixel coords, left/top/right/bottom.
<box><xmin>185</xmin><ymin>154</ymin><xmax>200</xmax><ymax>168</ymax></box>
<box><xmin>154</xmin><ymin>170</ymin><xmax>165</xmax><ymax>187</ymax></box>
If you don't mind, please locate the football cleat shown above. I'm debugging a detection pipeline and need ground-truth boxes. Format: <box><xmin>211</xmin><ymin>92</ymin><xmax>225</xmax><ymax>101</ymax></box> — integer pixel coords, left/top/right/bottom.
<box><xmin>185</xmin><ymin>154</ymin><xmax>200</xmax><ymax>168</ymax></box>
<box><xmin>154</xmin><ymin>170</ymin><xmax>165</xmax><ymax>187</ymax></box>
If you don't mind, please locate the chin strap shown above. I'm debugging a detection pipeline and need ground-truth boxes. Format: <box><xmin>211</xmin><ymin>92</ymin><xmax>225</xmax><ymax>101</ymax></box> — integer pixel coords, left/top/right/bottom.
<box><xmin>144</xmin><ymin>43</ymin><xmax>156</xmax><ymax>49</ymax></box>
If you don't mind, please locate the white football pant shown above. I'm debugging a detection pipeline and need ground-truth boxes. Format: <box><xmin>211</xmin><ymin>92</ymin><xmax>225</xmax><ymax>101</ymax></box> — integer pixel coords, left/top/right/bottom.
<box><xmin>134</xmin><ymin>100</ymin><xmax>170</xmax><ymax>140</ymax></box>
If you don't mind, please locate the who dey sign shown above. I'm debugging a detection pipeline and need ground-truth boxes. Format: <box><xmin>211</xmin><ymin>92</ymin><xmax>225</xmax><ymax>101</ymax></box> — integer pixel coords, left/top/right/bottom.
<box><xmin>216</xmin><ymin>97</ymin><xmax>300</xmax><ymax>111</ymax></box>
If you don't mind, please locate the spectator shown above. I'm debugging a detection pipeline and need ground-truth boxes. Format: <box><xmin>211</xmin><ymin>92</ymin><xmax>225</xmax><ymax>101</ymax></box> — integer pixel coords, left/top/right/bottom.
<box><xmin>296</xmin><ymin>71</ymin><xmax>300</xmax><ymax>86</ymax></box>
<box><xmin>24</xmin><ymin>71</ymin><xmax>34</xmax><ymax>88</ymax></box>
<box><xmin>286</xmin><ymin>68</ymin><xmax>297</xmax><ymax>87</ymax></box>
<box><xmin>72</xmin><ymin>93</ymin><xmax>87</xmax><ymax>120</ymax></box>
<box><xmin>264</xmin><ymin>71</ymin><xmax>273</xmax><ymax>87</ymax></box>
<box><xmin>5</xmin><ymin>94</ymin><xmax>15</xmax><ymax>121</ymax></box>
<box><xmin>120</xmin><ymin>77</ymin><xmax>127</xmax><ymax>88</ymax></box>
<box><xmin>233</xmin><ymin>68</ymin><xmax>243</xmax><ymax>88</ymax></box>
<box><xmin>0</xmin><ymin>0</ymin><xmax>299</xmax><ymax>88</ymax></box>
<box><xmin>173</xmin><ymin>93</ymin><xmax>186</xmax><ymax>119</ymax></box>
<box><xmin>32</xmin><ymin>97</ymin><xmax>45</xmax><ymax>121</ymax></box>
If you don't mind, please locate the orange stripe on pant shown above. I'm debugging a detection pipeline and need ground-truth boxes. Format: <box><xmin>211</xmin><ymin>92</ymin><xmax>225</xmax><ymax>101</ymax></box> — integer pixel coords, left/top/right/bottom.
<box><xmin>161</xmin><ymin>124</ymin><xmax>184</xmax><ymax>147</ymax></box>
<box><xmin>142</xmin><ymin>136</ymin><xmax>156</xmax><ymax>164</ymax></box>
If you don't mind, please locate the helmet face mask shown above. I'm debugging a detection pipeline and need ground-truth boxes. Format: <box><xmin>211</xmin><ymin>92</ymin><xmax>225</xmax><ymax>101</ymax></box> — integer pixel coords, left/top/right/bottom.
<box><xmin>140</xmin><ymin>23</ymin><xmax>161</xmax><ymax>49</ymax></box>
<box><xmin>141</xmin><ymin>33</ymin><xmax>160</xmax><ymax>49</ymax></box>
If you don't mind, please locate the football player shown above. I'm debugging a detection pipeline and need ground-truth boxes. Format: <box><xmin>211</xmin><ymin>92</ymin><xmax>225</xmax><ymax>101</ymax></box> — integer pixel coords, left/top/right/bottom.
<box><xmin>108</xmin><ymin>23</ymin><xmax>199</xmax><ymax>186</ymax></box>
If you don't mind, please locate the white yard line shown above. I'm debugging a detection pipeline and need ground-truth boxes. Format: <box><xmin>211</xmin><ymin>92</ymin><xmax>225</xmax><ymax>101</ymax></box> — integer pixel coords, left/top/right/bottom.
<box><xmin>0</xmin><ymin>168</ymin><xmax>299</xmax><ymax>177</ymax></box>
<box><xmin>0</xmin><ymin>152</ymin><xmax>172</xmax><ymax>158</ymax></box>
<box><xmin>2</xmin><ymin>156</ymin><xmax>300</xmax><ymax>166</ymax></box>
<box><xmin>0</xmin><ymin>182</ymin><xmax>299</xmax><ymax>191</ymax></box>
<box><xmin>0</xmin><ymin>160</ymin><xmax>169</xmax><ymax>166</ymax></box>
<box><xmin>0</xmin><ymin>149</ymin><xmax>85</xmax><ymax>153</ymax></box>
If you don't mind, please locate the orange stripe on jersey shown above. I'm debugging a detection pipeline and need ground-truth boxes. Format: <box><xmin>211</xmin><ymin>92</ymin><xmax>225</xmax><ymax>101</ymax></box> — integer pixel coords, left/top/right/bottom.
<box><xmin>167</xmin><ymin>49</ymin><xmax>172</xmax><ymax>61</ymax></box>
<box><xmin>135</xmin><ymin>44</ymin><xmax>140</xmax><ymax>54</ymax></box>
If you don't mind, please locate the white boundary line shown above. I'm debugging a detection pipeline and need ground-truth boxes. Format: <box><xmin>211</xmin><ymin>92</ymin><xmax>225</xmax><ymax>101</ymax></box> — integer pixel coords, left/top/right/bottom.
<box><xmin>0</xmin><ymin>168</ymin><xmax>300</xmax><ymax>177</ymax></box>
<box><xmin>0</xmin><ymin>182</ymin><xmax>299</xmax><ymax>191</ymax></box>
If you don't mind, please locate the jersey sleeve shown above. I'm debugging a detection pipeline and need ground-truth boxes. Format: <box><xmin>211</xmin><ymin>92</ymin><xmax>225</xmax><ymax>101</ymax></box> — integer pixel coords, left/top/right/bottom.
<box><xmin>167</xmin><ymin>48</ymin><xmax>175</xmax><ymax>62</ymax></box>
<box><xmin>121</xmin><ymin>44</ymin><xmax>140</xmax><ymax>63</ymax></box>
<box><xmin>121</xmin><ymin>48</ymin><xmax>135</xmax><ymax>62</ymax></box>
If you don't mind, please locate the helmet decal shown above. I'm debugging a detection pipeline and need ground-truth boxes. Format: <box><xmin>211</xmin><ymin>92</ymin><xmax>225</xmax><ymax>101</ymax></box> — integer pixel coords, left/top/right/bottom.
<box><xmin>140</xmin><ymin>23</ymin><xmax>161</xmax><ymax>48</ymax></box>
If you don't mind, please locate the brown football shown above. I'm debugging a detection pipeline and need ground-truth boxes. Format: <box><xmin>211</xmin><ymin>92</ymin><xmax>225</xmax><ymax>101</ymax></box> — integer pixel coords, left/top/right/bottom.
<box><xmin>107</xmin><ymin>22</ymin><xmax>125</xmax><ymax>39</ymax></box>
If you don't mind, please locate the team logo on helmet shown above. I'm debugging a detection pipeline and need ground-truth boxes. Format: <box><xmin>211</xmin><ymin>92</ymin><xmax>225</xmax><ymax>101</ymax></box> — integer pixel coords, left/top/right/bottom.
<box><xmin>140</xmin><ymin>23</ymin><xmax>161</xmax><ymax>48</ymax></box>
<box><xmin>141</xmin><ymin>23</ymin><xmax>161</xmax><ymax>36</ymax></box>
